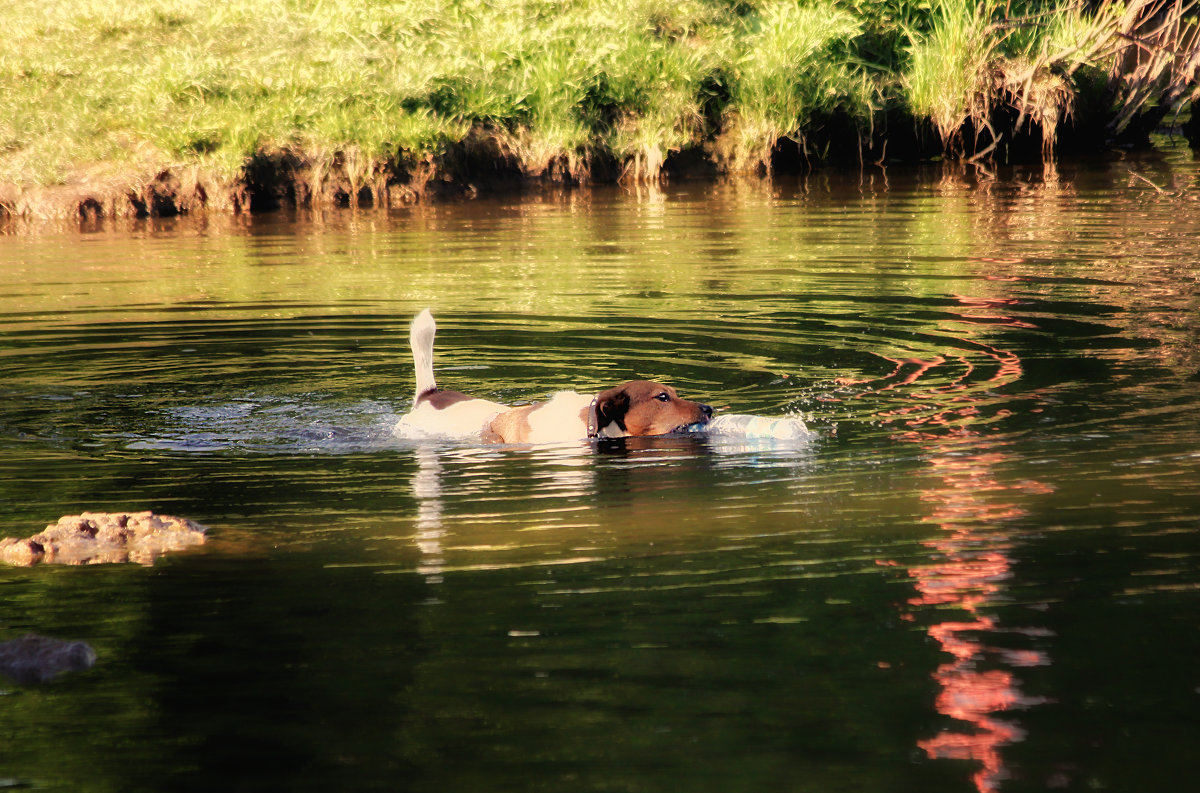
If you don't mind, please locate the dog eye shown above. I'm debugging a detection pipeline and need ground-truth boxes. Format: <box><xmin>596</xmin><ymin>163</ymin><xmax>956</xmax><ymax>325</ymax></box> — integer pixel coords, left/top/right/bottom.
<box><xmin>654</xmin><ymin>392</ymin><xmax>670</xmax><ymax>402</ymax></box>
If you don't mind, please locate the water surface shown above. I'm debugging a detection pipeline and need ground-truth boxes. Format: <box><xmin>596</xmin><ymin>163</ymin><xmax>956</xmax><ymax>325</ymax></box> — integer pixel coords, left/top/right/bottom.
<box><xmin>2</xmin><ymin>156</ymin><xmax>1200</xmax><ymax>792</ymax></box>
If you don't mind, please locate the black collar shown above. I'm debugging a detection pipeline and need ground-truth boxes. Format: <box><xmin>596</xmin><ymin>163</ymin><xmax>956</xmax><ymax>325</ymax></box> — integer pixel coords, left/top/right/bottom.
<box><xmin>586</xmin><ymin>398</ymin><xmax>600</xmax><ymax>438</ymax></box>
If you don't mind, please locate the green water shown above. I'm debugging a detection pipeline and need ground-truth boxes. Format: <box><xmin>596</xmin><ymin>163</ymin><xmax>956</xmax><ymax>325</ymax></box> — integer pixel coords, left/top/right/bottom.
<box><xmin>2</xmin><ymin>156</ymin><xmax>1199</xmax><ymax>792</ymax></box>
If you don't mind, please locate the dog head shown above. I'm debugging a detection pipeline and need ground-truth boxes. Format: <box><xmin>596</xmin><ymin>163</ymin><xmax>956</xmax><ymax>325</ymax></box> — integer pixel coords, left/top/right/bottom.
<box><xmin>593</xmin><ymin>380</ymin><xmax>712</xmax><ymax>437</ymax></box>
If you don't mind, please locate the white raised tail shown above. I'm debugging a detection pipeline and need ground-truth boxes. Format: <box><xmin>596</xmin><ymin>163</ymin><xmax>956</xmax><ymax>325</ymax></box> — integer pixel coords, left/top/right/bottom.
<box><xmin>410</xmin><ymin>308</ymin><xmax>438</xmax><ymax>402</ymax></box>
<box><xmin>396</xmin><ymin>308</ymin><xmax>508</xmax><ymax>440</ymax></box>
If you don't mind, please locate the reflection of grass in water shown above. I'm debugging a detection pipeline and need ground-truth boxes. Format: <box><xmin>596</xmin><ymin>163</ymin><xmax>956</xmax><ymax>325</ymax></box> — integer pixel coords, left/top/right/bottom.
<box><xmin>6</xmin><ymin>157</ymin><xmax>1197</xmax><ymax>438</ymax></box>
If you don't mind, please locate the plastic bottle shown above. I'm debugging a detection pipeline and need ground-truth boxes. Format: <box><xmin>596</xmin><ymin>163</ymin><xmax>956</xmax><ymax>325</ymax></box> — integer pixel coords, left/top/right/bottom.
<box><xmin>694</xmin><ymin>413</ymin><xmax>810</xmax><ymax>440</ymax></box>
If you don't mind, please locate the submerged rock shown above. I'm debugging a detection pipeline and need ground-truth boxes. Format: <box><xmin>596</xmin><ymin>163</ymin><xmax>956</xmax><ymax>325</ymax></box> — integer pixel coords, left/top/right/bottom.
<box><xmin>0</xmin><ymin>634</ymin><xmax>96</xmax><ymax>684</ymax></box>
<box><xmin>0</xmin><ymin>511</ymin><xmax>207</xmax><ymax>566</ymax></box>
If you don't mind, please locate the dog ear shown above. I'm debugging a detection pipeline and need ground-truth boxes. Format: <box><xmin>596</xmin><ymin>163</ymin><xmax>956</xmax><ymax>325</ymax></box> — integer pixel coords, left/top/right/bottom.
<box><xmin>594</xmin><ymin>386</ymin><xmax>630</xmax><ymax>432</ymax></box>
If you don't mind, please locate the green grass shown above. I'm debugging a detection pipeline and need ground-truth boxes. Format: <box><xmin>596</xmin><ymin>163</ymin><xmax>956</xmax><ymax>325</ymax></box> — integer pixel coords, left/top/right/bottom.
<box><xmin>2</xmin><ymin>0</ymin><xmax>472</xmax><ymax>187</ymax></box>
<box><xmin>0</xmin><ymin>0</ymin><xmax>874</xmax><ymax>203</ymax></box>
<box><xmin>899</xmin><ymin>0</ymin><xmax>1155</xmax><ymax>157</ymax></box>
<box><xmin>903</xmin><ymin>0</ymin><xmax>999</xmax><ymax>148</ymax></box>
<box><xmin>715</xmin><ymin>1</ymin><xmax>870</xmax><ymax>170</ymax></box>
<box><xmin>0</xmin><ymin>0</ymin><xmax>1192</xmax><ymax>216</ymax></box>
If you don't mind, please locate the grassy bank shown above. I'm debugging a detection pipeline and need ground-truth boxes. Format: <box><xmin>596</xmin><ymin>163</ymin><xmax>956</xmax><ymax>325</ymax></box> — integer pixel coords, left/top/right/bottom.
<box><xmin>2</xmin><ymin>0</ymin><xmax>1197</xmax><ymax>219</ymax></box>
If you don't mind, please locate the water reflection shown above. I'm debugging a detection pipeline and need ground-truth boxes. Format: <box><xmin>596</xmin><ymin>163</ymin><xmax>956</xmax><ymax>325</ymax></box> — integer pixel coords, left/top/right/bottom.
<box><xmin>879</xmin><ymin>293</ymin><xmax>1054</xmax><ymax>792</ymax></box>
<box><xmin>408</xmin><ymin>440</ymin><xmax>600</xmax><ymax>578</ymax></box>
<box><xmin>4</xmin><ymin>152</ymin><xmax>1200</xmax><ymax>792</ymax></box>
<box><xmin>908</xmin><ymin>448</ymin><xmax>1053</xmax><ymax>793</ymax></box>
<box><xmin>413</xmin><ymin>444</ymin><xmax>446</xmax><ymax>584</ymax></box>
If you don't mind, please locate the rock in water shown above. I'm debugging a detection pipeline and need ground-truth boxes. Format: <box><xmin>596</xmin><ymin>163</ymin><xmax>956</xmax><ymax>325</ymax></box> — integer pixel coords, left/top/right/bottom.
<box><xmin>0</xmin><ymin>634</ymin><xmax>96</xmax><ymax>684</ymax></box>
<box><xmin>0</xmin><ymin>511</ymin><xmax>207</xmax><ymax>566</ymax></box>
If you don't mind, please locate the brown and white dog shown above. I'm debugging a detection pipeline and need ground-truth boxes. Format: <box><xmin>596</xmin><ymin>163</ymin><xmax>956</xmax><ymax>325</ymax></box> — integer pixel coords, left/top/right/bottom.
<box><xmin>394</xmin><ymin>309</ymin><xmax>712</xmax><ymax>444</ymax></box>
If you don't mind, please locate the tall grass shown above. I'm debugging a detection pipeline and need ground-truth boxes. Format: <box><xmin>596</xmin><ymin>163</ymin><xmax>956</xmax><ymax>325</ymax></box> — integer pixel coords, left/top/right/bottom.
<box><xmin>716</xmin><ymin>1</ymin><xmax>870</xmax><ymax>172</ymax></box>
<box><xmin>900</xmin><ymin>0</ymin><xmax>1198</xmax><ymax>157</ymax></box>
<box><xmin>903</xmin><ymin>0</ymin><xmax>1001</xmax><ymax>151</ymax></box>
<box><xmin>1105</xmin><ymin>0</ymin><xmax>1200</xmax><ymax>138</ymax></box>
<box><xmin>599</xmin><ymin>6</ymin><xmax>719</xmax><ymax>182</ymax></box>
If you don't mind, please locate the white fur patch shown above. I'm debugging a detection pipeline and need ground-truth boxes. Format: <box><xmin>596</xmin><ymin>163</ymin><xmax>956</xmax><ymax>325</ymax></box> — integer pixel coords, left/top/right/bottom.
<box><xmin>520</xmin><ymin>391</ymin><xmax>594</xmax><ymax>444</ymax></box>
<box><xmin>395</xmin><ymin>390</ymin><xmax>631</xmax><ymax>444</ymax></box>
<box><xmin>394</xmin><ymin>398</ymin><xmax>505</xmax><ymax>441</ymax></box>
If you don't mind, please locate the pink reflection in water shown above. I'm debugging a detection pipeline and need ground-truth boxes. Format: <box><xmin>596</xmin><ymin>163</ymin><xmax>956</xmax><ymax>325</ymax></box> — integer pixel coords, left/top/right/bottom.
<box><xmin>905</xmin><ymin>449</ymin><xmax>1052</xmax><ymax>793</ymax></box>
<box><xmin>878</xmin><ymin>296</ymin><xmax>1053</xmax><ymax>793</ymax></box>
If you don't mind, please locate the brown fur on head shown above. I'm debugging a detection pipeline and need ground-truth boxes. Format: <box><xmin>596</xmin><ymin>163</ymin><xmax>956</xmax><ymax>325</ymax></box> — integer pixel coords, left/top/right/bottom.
<box><xmin>594</xmin><ymin>380</ymin><xmax>712</xmax><ymax>437</ymax></box>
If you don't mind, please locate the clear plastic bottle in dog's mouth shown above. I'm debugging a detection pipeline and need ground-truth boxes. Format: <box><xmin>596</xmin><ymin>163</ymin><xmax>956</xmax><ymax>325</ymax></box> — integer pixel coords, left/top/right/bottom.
<box><xmin>683</xmin><ymin>413</ymin><xmax>810</xmax><ymax>440</ymax></box>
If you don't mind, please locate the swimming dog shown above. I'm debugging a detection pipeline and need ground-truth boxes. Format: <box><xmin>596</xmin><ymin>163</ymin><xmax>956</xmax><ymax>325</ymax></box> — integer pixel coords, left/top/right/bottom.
<box><xmin>395</xmin><ymin>309</ymin><xmax>712</xmax><ymax>443</ymax></box>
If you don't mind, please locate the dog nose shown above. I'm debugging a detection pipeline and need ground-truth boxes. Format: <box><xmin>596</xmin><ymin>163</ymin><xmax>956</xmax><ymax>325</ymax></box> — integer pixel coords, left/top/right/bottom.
<box><xmin>700</xmin><ymin>403</ymin><xmax>713</xmax><ymax>417</ymax></box>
